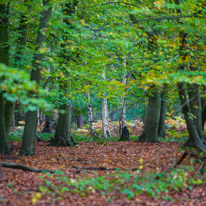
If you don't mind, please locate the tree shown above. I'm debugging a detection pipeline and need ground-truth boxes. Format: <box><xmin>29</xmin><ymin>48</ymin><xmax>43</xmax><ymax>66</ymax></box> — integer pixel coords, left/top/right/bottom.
<box><xmin>119</xmin><ymin>57</ymin><xmax>129</xmax><ymax>141</ymax></box>
<box><xmin>50</xmin><ymin>1</ymin><xmax>78</xmax><ymax>147</ymax></box>
<box><xmin>101</xmin><ymin>69</ymin><xmax>111</xmax><ymax>138</ymax></box>
<box><xmin>0</xmin><ymin>3</ymin><xmax>11</xmax><ymax>154</ymax></box>
<box><xmin>20</xmin><ymin>0</ymin><xmax>52</xmax><ymax>155</ymax></box>
<box><xmin>174</xmin><ymin>0</ymin><xmax>206</xmax><ymax>152</ymax></box>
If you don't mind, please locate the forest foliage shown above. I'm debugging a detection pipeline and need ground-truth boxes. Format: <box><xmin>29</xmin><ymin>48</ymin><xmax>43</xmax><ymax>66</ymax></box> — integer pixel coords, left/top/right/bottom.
<box><xmin>0</xmin><ymin>0</ymin><xmax>206</xmax><ymax>205</ymax></box>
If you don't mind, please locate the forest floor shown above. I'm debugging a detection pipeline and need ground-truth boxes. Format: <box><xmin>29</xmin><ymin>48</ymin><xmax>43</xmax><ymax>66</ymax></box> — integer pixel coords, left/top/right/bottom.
<box><xmin>1</xmin><ymin>139</ymin><xmax>206</xmax><ymax>206</ymax></box>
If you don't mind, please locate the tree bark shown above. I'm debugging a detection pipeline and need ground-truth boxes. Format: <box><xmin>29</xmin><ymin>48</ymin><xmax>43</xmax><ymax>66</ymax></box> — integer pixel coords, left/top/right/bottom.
<box><xmin>202</xmin><ymin>98</ymin><xmax>206</xmax><ymax>131</ymax></box>
<box><xmin>87</xmin><ymin>93</ymin><xmax>98</xmax><ymax>140</ymax></box>
<box><xmin>102</xmin><ymin>69</ymin><xmax>110</xmax><ymax>138</ymax></box>
<box><xmin>77</xmin><ymin>114</ymin><xmax>84</xmax><ymax>129</ymax></box>
<box><xmin>119</xmin><ymin>57</ymin><xmax>129</xmax><ymax>141</ymax></box>
<box><xmin>0</xmin><ymin>3</ymin><xmax>9</xmax><ymax>65</ymax></box>
<box><xmin>175</xmin><ymin>0</ymin><xmax>206</xmax><ymax>152</ymax></box>
<box><xmin>51</xmin><ymin>104</ymin><xmax>76</xmax><ymax>146</ymax></box>
<box><xmin>5</xmin><ymin>100</ymin><xmax>15</xmax><ymax>137</ymax></box>
<box><xmin>138</xmin><ymin>33</ymin><xmax>161</xmax><ymax>142</ymax></box>
<box><xmin>188</xmin><ymin>85</ymin><xmax>205</xmax><ymax>140</ymax></box>
<box><xmin>20</xmin><ymin>0</ymin><xmax>52</xmax><ymax>155</ymax></box>
<box><xmin>0</xmin><ymin>162</ymin><xmax>56</xmax><ymax>173</ymax></box>
<box><xmin>0</xmin><ymin>3</ymin><xmax>10</xmax><ymax>155</ymax></box>
<box><xmin>178</xmin><ymin>83</ymin><xmax>206</xmax><ymax>152</ymax></box>
<box><xmin>158</xmin><ymin>89</ymin><xmax>166</xmax><ymax>138</ymax></box>
<box><xmin>0</xmin><ymin>94</ymin><xmax>10</xmax><ymax>155</ymax></box>
<box><xmin>5</xmin><ymin>0</ymin><xmax>31</xmax><ymax>143</ymax></box>
<box><xmin>14</xmin><ymin>102</ymin><xmax>25</xmax><ymax>126</ymax></box>
<box><xmin>138</xmin><ymin>87</ymin><xmax>161</xmax><ymax>142</ymax></box>
<box><xmin>14</xmin><ymin>0</ymin><xmax>30</xmax><ymax>68</ymax></box>
<box><xmin>50</xmin><ymin>1</ymin><xmax>79</xmax><ymax>146</ymax></box>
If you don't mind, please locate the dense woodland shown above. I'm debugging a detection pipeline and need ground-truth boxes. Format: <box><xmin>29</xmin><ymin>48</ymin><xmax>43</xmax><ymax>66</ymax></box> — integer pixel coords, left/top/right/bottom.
<box><xmin>0</xmin><ymin>0</ymin><xmax>206</xmax><ymax>205</ymax></box>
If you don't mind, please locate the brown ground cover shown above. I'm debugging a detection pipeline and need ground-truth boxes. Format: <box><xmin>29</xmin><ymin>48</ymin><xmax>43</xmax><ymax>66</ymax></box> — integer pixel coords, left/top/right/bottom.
<box><xmin>0</xmin><ymin>141</ymin><xmax>206</xmax><ymax>206</ymax></box>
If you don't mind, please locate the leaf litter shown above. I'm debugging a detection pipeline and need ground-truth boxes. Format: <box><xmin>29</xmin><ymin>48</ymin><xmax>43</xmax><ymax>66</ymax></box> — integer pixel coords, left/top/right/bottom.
<box><xmin>1</xmin><ymin>141</ymin><xmax>206</xmax><ymax>205</ymax></box>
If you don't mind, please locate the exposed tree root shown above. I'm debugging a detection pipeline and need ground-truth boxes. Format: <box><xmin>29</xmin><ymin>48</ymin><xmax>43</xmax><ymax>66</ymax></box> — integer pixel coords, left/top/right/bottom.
<box><xmin>174</xmin><ymin>151</ymin><xmax>206</xmax><ymax>170</ymax></box>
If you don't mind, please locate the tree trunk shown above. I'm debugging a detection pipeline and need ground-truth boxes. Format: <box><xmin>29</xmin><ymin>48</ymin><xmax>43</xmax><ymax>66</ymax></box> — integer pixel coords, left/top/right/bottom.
<box><xmin>138</xmin><ymin>33</ymin><xmax>160</xmax><ymax>142</ymax></box>
<box><xmin>5</xmin><ymin>100</ymin><xmax>15</xmax><ymax>137</ymax></box>
<box><xmin>202</xmin><ymin>98</ymin><xmax>206</xmax><ymax>131</ymax></box>
<box><xmin>188</xmin><ymin>85</ymin><xmax>205</xmax><ymax>141</ymax></box>
<box><xmin>6</xmin><ymin>0</ymin><xmax>31</xmax><ymax>141</ymax></box>
<box><xmin>0</xmin><ymin>94</ymin><xmax>10</xmax><ymax>155</ymax></box>
<box><xmin>14</xmin><ymin>0</ymin><xmax>30</xmax><ymax>68</ymax></box>
<box><xmin>50</xmin><ymin>1</ymin><xmax>79</xmax><ymax>146</ymax></box>
<box><xmin>174</xmin><ymin>0</ymin><xmax>206</xmax><ymax>152</ymax></box>
<box><xmin>119</xmin><ymin>57</ymin><xmax>128</xmax><ymax>141</ymax></box>
<box><xmin>77</xmin><ymin>114</ymin><xmax>84</xmax><ymax>129</ymax></box>
<box><xmin>14</xmin><ymin>102</ymin><xmax>25</xmax><ymax>126</ymax></box>
<box><xmin>51</xmin><ymin>104</ymin><xmax>76</xmax><ymax>146</ymax></box>
<box><xmin>12</xmin><ymin>113</ymin><xmax>15</xmax><ymax>127</ymax></box>
<box><xmin>20</xmin><ymin>111</ymin><xmax>37</xmax><ymax>155</ymax></box>
<box><xmin>0</xmin><ymin>3</ymin><xmax>10</xmax><ymax>155</ymax></box>
<box><xmin>20</xmin><ymin>0</ymin><xmax>52</xmax><ymax>155</ymax></box>
<box><xmin>102</xmin><ymin>97</ymin><xmax>110</xmax><ymax>138</ymax></box>
<box><xmin>178</xmin><ymin>83</ymin><xmax>206</xmax><ymax>152</ymax></box>
<box><xmin>138</xmin><ymin>87</ymin><xmax>161</xmax><ymax>142</ymax></box>
<box><xmin>102</xmin><ymin>69</ymin><xmax>110</xmax><ymax>138</ymax></box>
<box><xmin>87</xmin><ymin>93</ymin><xmax>98</xmax><ymax>140</ymax></box>
<box><xmin>0</xmin><ymin>3</ymin><xmax>9</xmax><ymax>65</ymax></box>
<box><xmin>158</xmin><ymin>89</ymin><xmax>166</xmax><ymax>138</ymax></box>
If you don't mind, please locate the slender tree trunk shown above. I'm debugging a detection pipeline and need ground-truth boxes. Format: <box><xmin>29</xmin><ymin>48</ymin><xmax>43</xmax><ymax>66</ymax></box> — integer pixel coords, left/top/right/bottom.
<box><xmin>0</xmin><ymin>3</ymin><xmax>10</xmax><ymax>154</ymax></box>
<box><xmin>119</xmin><ymin>57</ymin><xmax>129</xmax><ymax>141</ymax></box>
<box><xmin>158</xmin><ymin>89</ymin><xmax>166</xmax><ymax>138</ymax></box>
<box><xmin>102</xmin><ymin>69</ymin><xmax>110</xmax><ymax>138</ymax></box>
<box><xmin>87</xmin><ymin>93</ymin><xmax>98</xmax><ymax>140</ymax></box>
<box><xmin>77</xmin><ymin>114</ymin><xmax>84</xmax><ymax>129</ymax></box>
<box><xmin>12</xmin><ymin>113</ymin><xmax>15</xmax><ymax>127</ymax></box>
<box><xmin>20</xmin><ymin>0</ymin><xmax>52</xmax><ymax>155</ymax></box>
<box><xmin>121</xmin><ymin>59</ymin><xmax>127</xmax><ymax>129</ymax></box>
<box><xmin>102</xmin><ymin>97</ymin><xmax>110</xmax><ymax>138</ymax></box>
<box><xmin>138</xmin><ymin>87</ymin><xmax>161</xmax><ymax>142</ymax></box>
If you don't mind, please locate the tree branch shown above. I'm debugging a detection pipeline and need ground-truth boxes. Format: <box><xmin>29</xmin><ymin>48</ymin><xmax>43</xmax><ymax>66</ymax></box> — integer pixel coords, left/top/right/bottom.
<box><xmin>129</xmin><ymin>14</ymin><xmax>205</xmax><ymax>24</ymax></box>
<box><xmin>89</xmin><ymin>1</ymin><xmax>142</xmax><ymax>8</ymax></box>
<box><xmin>72</xmin><ymin>166</ymin><xmax>140</xmax><ymax>171</ymax></box>
<box><xmin>0</xmin><ymin>162</ymin><xmax>57</xmax><ymax>173</ymax></box>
